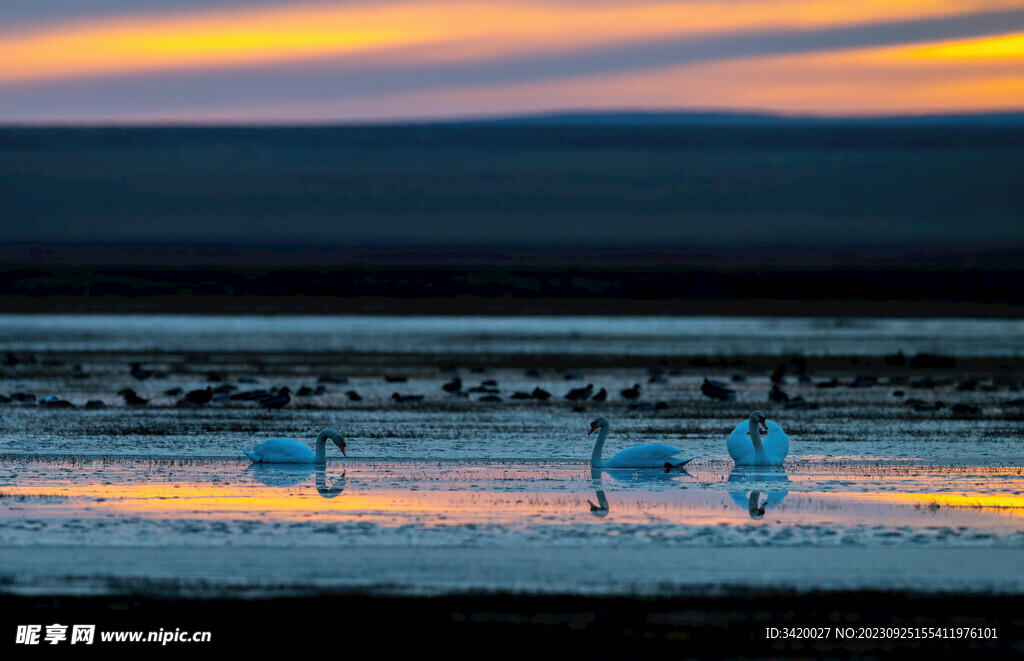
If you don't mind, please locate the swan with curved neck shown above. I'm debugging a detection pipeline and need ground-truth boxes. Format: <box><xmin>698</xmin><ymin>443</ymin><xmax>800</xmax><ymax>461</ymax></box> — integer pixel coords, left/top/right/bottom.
<box><xmin>727</xmin><ymin>411</ymin><xmax>788</xmax><ymax>466</ymax></box>
<box><xmin>243</xmin><ymin>428</ymin><xmax>347</xmax><ymax>463</ymax></box>
<box><xmin>589</xmin><ymin>417</ymin><xmax>694</xmax><ymax>470</ymax></box>
<box><xmin>746</xmin><ymin>490</ymin><xmax>767</xmax><ymax>519</ymax></box>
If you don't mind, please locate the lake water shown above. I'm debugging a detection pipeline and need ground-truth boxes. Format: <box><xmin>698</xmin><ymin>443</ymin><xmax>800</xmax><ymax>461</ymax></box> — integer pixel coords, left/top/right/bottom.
<box><xmin>0</xmin><ymin>313</ymin><xmax>1022</xmax><ymax>597</ymax></box>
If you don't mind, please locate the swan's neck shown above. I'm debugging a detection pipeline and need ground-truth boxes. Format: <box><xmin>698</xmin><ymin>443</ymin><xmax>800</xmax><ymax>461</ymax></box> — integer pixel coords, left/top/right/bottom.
<box><xmin>590</xmin><ymin>426</ymin><xmax>609</xmax><ymax>467</ymax></box>
<box><xmin>748</xmin><ymin>490</ymin><xmax>765</xmax><ymax>518</ymax></box>
<box><xmin>315</xmin><ymin>468</ymin><xmax>346</xmax><ymax>498</ymax></box>
<box><xmin>313</xmin><ymin>430</ymin><xmax>331</xmax><ymax>462</ymax></box>
<box><xmin>747</xmin><ymin>491</ymin><xmax>761</xmax><ymax>513</ymax></box>
<box><xmin>749</xmin><ymin>419</ymin><xmax>764</xmax><ymax>450</ymax></box>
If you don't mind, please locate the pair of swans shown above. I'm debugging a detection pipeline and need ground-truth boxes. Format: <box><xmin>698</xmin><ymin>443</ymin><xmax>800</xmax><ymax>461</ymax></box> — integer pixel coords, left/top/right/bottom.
<box><xmin>590</xmin><ymin>410</ymin><xmax>788</xmax><ymax>468</ymax></box>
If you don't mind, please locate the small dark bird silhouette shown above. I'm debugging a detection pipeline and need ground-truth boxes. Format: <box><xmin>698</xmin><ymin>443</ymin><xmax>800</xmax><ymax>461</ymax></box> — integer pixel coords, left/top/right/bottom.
<box><xmin>531</xmin><ymin>387</ymin><xmax>552</xmax><ymax>400</ymax></box>
<box><xmin>41</xmin><ymin>396</ymin><xmax>74</xmax><ymax>408</ymax></box>
<box><xmin>119</xmin><ymin>388</ymin><xmax>149</xmax><ymax>406</ymax></box>
<box><xmin>700</xmin><ymin>378</ymin><xmax>736</xmax><ymax>402</ymax></box>
<box><xmin>296</xmin><ymin>385</ymin><xmax>314</xmax><ymax>397</ymax></box>
<box><xmin>392</xmin><ymin>392</ymin><xmax>424</xmax><ymax>403</ymax></box>
<box><xmin>258</xmin><ymin>387</ymin><xmax>291</xmax><ymax>409</ymax></box>
<box><xmin>591</xmin><ymin>388</ymin><xmax>607</xmax><ymax>402</ymax></box>
<box><xmin>185</xmin><ymin>387</ymin><xmax>213</xmax><ymax>405</ymax></box>
<box><xmin>565</xmin><ymin>384</ymin><xmax>594</xmax><ymax>401</ymax></box>
<box><xmin>952</xmin><ymin>403</ymin><xmax>983</xmax><ymax>416</ymax></box>
<box><xmin>345</xmin><ymin>390</ymin><xmax>363</xmax><ymax>402</ymax></box>
<box><xmin>130</xmin><ymin>363</ymin><xmax>153</xmax><ymax>380</ymax></box>
<box><xmin>230</xmin><ymin>389</ymin><xmax>270</xmax><ymax>400</ymax></box>
<box><xmin>620</xmin><ymin>384</ymin><xmax>641</xmax><ymax>400</ymax></box>
<box><xmin>442</xmin><ymin>377</ymin><xmax>462</xmax><ymax>393</ymax></box>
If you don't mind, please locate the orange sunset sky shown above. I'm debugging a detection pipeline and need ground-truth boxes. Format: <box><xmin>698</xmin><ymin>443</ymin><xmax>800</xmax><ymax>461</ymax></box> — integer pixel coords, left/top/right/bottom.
<box><xmin>1</xmin><ymin>0</ymin><xmax>1022</xmax><ymax>123</ymax></box>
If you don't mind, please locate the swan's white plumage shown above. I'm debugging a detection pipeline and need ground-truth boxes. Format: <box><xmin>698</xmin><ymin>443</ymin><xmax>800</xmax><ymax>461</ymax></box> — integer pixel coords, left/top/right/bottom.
<box><xmin>589</xmin><ymin>417</ymin><xmax>695</xmax><ymax>468</ymax></box>
<box><xmin>242</xmin><ymin>428</ymin><xmax>346</xmax><ymax>464</ymax></box>
<box><xmin>602</xmin><ymin>443</ymin><xmax>692</xmax><ymax>468</ymax></box>
<box><xmin>727</xmin><ymin>417</ymin><xmax>788</xmax><ymax>466</ymax></box>
<box><xmin>243</xmin><ymin>438</ymin><xmax>318</xmax><ymax>463</ymax></box>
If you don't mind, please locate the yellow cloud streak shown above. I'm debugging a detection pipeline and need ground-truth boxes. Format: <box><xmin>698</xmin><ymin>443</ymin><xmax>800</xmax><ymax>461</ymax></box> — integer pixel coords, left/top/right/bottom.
<box><xmin>909</xmin><ymin>32</ymin><xmax>1024</xmax><ymax>58</ymax></box>
<box><xmin>0</xmin><ymin>0</ymin><xmax>1016</xmax><ymax>85</ymax></box>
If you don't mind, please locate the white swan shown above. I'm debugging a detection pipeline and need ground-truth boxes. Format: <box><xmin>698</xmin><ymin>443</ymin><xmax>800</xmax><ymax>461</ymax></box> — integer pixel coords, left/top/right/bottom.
<box><xmin>242</xmin><ymin>428</ymin><xmax>347</xmax><ymax>463</ymax></box>
<box><xmin>727</xmin><ymin>410</ymin><xmax>788</xmax><ymax>466</ymax></box>
<box><xmin>589</xmin><ymin>417</ymin><xmax>694</xmax><ymax>469</ymax></box>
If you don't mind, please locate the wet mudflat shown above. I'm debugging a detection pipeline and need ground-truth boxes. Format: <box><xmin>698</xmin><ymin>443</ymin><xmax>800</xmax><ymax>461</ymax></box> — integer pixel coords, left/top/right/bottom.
<box><xmin>1</xmin><ymin>313</ymin><xmax>1023</xmax><ymax>656</ymax></box>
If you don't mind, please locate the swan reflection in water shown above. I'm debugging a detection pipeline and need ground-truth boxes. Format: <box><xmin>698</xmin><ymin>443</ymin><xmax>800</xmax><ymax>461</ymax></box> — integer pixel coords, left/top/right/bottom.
<box><xmin>245</xmin><ymin>464</ymin><xmax>347</xmax><ymax>499</ymax></box>
<box><xmin>600</xmin><ymin>465</ymin><xmax>695</xmax><ymax>486</ymax></box>
<box><xmin>587</xmin><ymin>469</ymin><xmax>610</xmax><ymax>518</ymax></box>
<box><xmin>586</xmin><ymin>465</ymin><xmax>696</xmax><ymax>517</ymax></box>
<box><xmin>727</xmin><ymin>466</ymin><xmax>789</xmax><ymax>520</ymax></box>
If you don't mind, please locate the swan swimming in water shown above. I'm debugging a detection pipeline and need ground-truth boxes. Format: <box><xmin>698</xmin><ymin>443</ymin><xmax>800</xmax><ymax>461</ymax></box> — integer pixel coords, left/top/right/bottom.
<box><xmin>242</xmin><ymin>428</ymin><xmax>347</xmax><ymax>463</ymax></box>
<box><xmin>589</xmin><ymin>417</ymin><xmax>694</xmax><ymax>469</ymax></box>
<box><xmin>727</xmin><ymin>410</ymin><xmax>788</xmax><ymax>466</ymax></box>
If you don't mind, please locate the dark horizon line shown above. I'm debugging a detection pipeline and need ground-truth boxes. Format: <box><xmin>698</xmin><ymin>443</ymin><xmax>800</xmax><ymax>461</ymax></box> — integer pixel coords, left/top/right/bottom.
<box><xmin>9</xmin><ymin>238</ymin><xmax>1024</xmax><ymax>251</ymax></box>
<box><xmin>6</xmin><ymin>240</ymin><xmax>1024</xmax><ymax>269</ymax></box>
<box><xmin>2</xmin><ymin>108</ymin><xmax>1024</xmax><ymax>130</ymax></box>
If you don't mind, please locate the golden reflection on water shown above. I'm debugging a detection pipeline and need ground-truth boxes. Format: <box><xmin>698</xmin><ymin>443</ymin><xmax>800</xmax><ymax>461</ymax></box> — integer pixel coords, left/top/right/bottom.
<box><xmin>2</xmin><ymin>462</ymin><xmax>1022</xmax><ymax>529</ymax></box>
